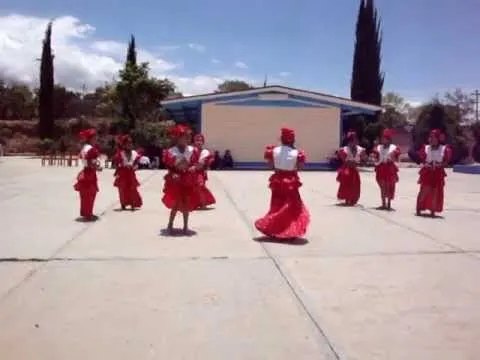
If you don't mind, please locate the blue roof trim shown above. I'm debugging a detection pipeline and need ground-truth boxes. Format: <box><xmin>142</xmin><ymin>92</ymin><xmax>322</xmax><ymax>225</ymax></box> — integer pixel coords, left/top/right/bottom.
<box><xmin>288</xmin><ymin>94</ymin><xmax>377</xmax><ymax>115</ymax></box>
<box><xmin>215</xmin><ymin>98</ymin><xmax>327</xmax><ymax>108</ymax></box>
<box><xmin>161</xmin><ymin>89</ymin><xmax>379</xmax><ymax>115</ymax></box>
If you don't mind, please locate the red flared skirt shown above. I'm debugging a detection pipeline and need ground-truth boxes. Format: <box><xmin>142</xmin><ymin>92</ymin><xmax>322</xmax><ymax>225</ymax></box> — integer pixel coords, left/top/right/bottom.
<box><xmin>162</xmin><ymin>171</ymin><xmax>201</xmax><ymax>212</ymax></box>
<box><xmin>255</xmin><ymin>171</ymin><xmax>310</xmax><ymax>239</ymax></box>
<box><xmin>197</xmin><ymin>171</ymin><xmax>216</xmax><ymax>207</ymax></box>
<box><xmin>375</xmin><ymin>162</ymin><xmax>399</xmax><ymax>184</ymax></box>
<box><xmin>114</xmin><ymin>168</ymin><xmax>142</xmax><ymax>208</ymax></box>
<box><xmin>74</xmin><ymin>167</ymin><xmax>98</xmax><ymax>193</ymax></box>
<box><xmin>336</xmin><ymin>165</ymin><xmax>361</xmax><ymax>205</ymax></box>
<box><xmin>375</xmin><ymin>162</ymin><xmax>399</xmax><ymax>200</ymax></box>
<box><xmin>417</xmin><ymin>166</ymin><xmax>447</xmax><ymax>212</ymax></box>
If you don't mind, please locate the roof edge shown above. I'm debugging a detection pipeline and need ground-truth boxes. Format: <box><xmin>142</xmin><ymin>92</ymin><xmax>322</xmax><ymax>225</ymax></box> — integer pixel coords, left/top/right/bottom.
<box><xmin>161</xmin><ymin>85</ymin><xmax>383</xmax><ymax>111</ymax></box>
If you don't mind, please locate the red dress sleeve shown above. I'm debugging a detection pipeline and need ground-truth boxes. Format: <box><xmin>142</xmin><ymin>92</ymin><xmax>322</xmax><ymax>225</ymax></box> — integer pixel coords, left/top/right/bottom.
<box><xmin>112</xmin><ymin>150</ymin><xmax>122</xmax><ymax>167</ymax></box>
<box><xmin>417</xmin><ymin>145</ymin><xmax>427</xmax><ymax>163</ymax></box>
<box><xmin>189</xmin><ymin>147</ymin><xmax>200</xmax><ymax>165</ymax></box>
<box><xmin>337</xmin><ymin>148</ymin><xmax>347</xmax><ymax>162</ymax></box>
<box><xmin>85</xmin><ymin>146</ymin><xmax>100</xmax><ymax>160</ymax></box>
<box><xmin>264</xmin><ymin>145</ymin><xmax>274</xmax><ymax>161</ymax></box>
<box><xmin>443</xmin><ymin>145</ymin><xmax>452</xmax><ymax>164</ymax></box>
<box><xmin>203</xmin><ymin>151</ymin><xmax>214</xmax><ymax>167</ymax></box>
<box><xmin>162</xmin><ymin>148</ymin><xmax>176</xmax><ymax>168</ymax></box>
<box><xmin>297</xmin><ymin>150</ymin><xmax>306</xmax><ymax>164</ymax></box>
<box><xmin>392</xmin><ymin>146</ymin><xmax>401</xmax><ymax>161</ymax></box>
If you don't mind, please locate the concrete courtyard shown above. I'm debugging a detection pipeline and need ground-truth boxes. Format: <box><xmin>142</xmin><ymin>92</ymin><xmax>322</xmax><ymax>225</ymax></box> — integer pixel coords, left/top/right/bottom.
<box><xmin>0</xmin><ymin>157</ymin><xmax>479</xmax><ymax>360</ymax></box>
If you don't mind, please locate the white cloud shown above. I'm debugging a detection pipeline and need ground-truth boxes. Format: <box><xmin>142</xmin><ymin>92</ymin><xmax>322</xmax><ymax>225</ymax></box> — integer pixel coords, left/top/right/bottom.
<box><xmin>187</xmin><ymin>43</ymin><xmax>206</xmax><ymax>52</ymax></box>
<box><xmin>0</xmin><ymin>13</ymin><xmax>236</xmax><ymax>95</ymax></box>
<box><xmin>157</xmin><ymin>45</ymin><xmax>181</xmax><ymax>52</ymax></box>
<box><xmin>279</xmin><ymin>71</ymin><xmax>290</xmax><ymax>77</ymax></box>
<box><xmin>406</xmin><ymin>100</ymin><xmax>423</xmax><ymax>108</ymax></box>
<box><xmin>211</xmin><ymin>58</ymin><xmax>221</xmax><ymax>65</ymax></box>
<box><xmin>234</xmin><ymin>61</ymin><xmax>248</xmax><ymax>69</ymax></box>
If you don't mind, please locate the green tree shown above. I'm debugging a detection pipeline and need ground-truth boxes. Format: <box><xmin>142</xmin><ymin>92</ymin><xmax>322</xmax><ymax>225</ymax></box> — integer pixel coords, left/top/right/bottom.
<box><xmin>38</xmin><ymin>21</ymin><xmax>55</xmax><ymax>139</ymax></box>
<box><xmin>411</xmin><ymin>102</ymin><xmax>468</xmax><ymax>164</ymax></box>
<box><xmin>351</xmin><ymin>0</ymin><xmax>384</xmax><ymax>108</ymax></box>
<box><xmin>216</xmin><ymin>80</ymin><xmax>253</xmax><ymax>93</ymax></box>
<box><xmin>0</xmin><ymin>81</ymin><xmax>35</xmax><ymax>119</ymax></box>
<box><xmin>126</xmin><ymin>35</ymin><xmax>137</xmax><ymax>65</ymax></box>
<box><xmin>381</xmin><ymin>92</ymin><xmax>410</xmax><ymax>128</ymax></box>
<box><xmin>444</xmin><ymin>88</ymin><xmax>475</xmax><ymax>123</ymax></box>
<box><xmin>115</xmin><ymin>36</ymin><xmax>175</xmax><ymax>129</ymax></box>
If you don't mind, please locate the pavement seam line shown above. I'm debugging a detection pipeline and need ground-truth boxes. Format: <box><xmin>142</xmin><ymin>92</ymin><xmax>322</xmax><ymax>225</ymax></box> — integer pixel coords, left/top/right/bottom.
<box><xmin>309</xmin><ymin>187</ymin><xmax>480</xmax><ymax>261</ymax></box>
<box><xmin>214</xmin><ymin>173</ymin><xmax>341</xmax><ymax>360</ymax></box>
<box><xmin>0</xmin><ymin>170</ymin><xmax>159</xmax><ymax>305</ymax></box>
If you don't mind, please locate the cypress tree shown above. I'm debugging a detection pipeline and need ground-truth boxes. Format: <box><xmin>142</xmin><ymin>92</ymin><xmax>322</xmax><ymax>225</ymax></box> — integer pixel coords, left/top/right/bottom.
<box><xmin>38</xmin><ymin>21</ymin><xmax>54</xmax><ymax>139</ymax></box>
<box><xmin>350</xmin><ymin>0</ymin><xmax>384</xmax><ymax>107</ymax></box>
<box><xmin>123</xmin><ymin>35</ymin><xmax>137</xmax><ymax>129</ymax></box>
<box><xmin>126</xmin><ymin>35</ymin><xmax>137</xmax><ymax>65</ymax></box>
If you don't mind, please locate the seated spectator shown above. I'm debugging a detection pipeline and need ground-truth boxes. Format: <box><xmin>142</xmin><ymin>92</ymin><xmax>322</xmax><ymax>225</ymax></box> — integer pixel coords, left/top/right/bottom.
<box><xmin>222</xmin><ymin>149</ymin><xmax>234</xmax><ymax>169</ymax></box>
<box><xmin>211</xmin><ymin>150</ymin><xmax>222</xmax><ymax>170</ymax></box>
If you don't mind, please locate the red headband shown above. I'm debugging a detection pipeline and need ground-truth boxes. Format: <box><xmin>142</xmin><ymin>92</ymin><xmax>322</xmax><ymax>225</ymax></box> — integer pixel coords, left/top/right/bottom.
<box><xmin>116</xmin><ymin>134</ymin><xmax>132</xmax><ymax>146</ymax></box>
<box><xmin>280</xmin><ymin>127</ymin><xmax>295</xmax><ymax>144</ymax></box>
<box><xmin>382</xmin><ymin>128</ymin><xmax>394</xmax><ymax>140</ymax></box>
<box><xmin>79</xmin><ymin>128</ymin><xmax>96</xmax><ymax>141</ymax></box>
<box><xmin>168</xmin><ymin>124</ymin><xmax>191</xmax><ymax>139</ymax></box>
<box><xmin>429</xmin><ymin>128</ymin><xmax>446</xmax><ymax>142</ymax></box>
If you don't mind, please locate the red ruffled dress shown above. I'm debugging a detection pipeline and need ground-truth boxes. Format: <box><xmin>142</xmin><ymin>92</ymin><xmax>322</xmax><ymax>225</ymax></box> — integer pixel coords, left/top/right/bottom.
<box><xmin>74</xmin><ymin>144</ymin><xmax>100</xmax><ymax>217</ymax></box>
<box><xmin>417</xmin><ymin>144</ymin><xmax>452</xmax><ymax>213</ymax></box>
<box><xmin>372</xmin><ymin>144</ymin><xmax>401</xmax><ymax>199</ymax></box>
<box><xmin>336</xmin><ymin>145</ymin><xmax>365</xmax><ymax>205</ymax></box>
<box><xmin>254</xmin><ymin>145</ymin><xmax>310</xmax><ymax>239</ymax></box>
<box><xmin>197</xmin><ymin>148</ymin><xmax>216</xmax><ymax>207</ymax></box>
<box><xmin>162</xmin><ymin>145</ymin><xmax>201</xmax><ymax>212</ymax></box>
<box><xmin>113</xmin><ymin>149</ymin><xmax>143</xmax><ymax>208</ymax></box>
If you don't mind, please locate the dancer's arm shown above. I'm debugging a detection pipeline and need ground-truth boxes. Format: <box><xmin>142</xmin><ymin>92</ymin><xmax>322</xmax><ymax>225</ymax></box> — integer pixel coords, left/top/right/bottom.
<box><xmin>296</xmin><ymin>150</ymin><xmax>306</xmax><ymax>170</ymax></box>
<box><xmin>264</xmin><ymin>145</ymin><xmax>275</xmax><ymax>169</ymax></box>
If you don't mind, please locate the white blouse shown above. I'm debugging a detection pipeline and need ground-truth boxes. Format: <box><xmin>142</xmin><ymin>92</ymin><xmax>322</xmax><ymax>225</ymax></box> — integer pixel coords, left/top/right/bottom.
<box><xmin>168</xmin><ymin>145</ymin><xmax>195</xmax><ymax>165</ymax></box>
<box><xmin>272</xmin><ymin>145</ymin><xmax>300</xmax><ymax>171</ymax></box>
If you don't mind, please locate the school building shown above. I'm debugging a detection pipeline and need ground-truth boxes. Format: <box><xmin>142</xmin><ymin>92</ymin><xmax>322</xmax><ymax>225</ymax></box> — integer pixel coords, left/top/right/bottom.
<box><xmin>161</xmin><ymin>85</ymin><xmax>382</xmax><ymax>169</ymax></box>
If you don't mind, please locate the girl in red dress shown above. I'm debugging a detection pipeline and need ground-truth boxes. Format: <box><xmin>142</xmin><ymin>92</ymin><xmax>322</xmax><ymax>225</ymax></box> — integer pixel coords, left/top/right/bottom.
<box><xmin>416</xmin><ymin>129</ymin><xmax>452</xmax><ymax>217</ymax></box>
<box><xmin>113</xmin><ymin>134</ymin><xmax>143</xmax><ymax>211</ymax></box>
<box><xmin>74</xmin><ymin>128</ymin><xmax>102</xmax><ymax>221</ymax></box>
<box><xmin>254</xmin><ymin>127</ymin><xmax>310</xmax><ymax>239</ymax></box>
<box><xmin>193</xmin><ymin>133</ymin><xmax>216</xmax><ymax>209</ymax></box>
<box><xmin>336</xmin><ymin>130</ymin><xmax>366</xmax><ymax>206</ymax></box>
<box><xmin>372</xmin><ymin>128</ymin><xmax>401</xmax><ymax>210</ymax></box>
<box><xmin>162</xmin><ymin>124</ymin><xmax>201</xmax><ymax>234</ymax></box>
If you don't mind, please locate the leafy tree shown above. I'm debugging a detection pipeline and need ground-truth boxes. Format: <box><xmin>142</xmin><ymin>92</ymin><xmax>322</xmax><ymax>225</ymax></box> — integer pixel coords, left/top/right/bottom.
<box><xmin>363</xmin><ymin>121</ymin><xmax>384</xmax><ymax>148</ymax></box>
<box><xmin>53</xmin><ymin>85</ymin><xmax>82</xmax><ymax>119</ymax></box>
<box><xmin>0</xmin><ymin>81</ymin><xmax>36</xmax><ymax>119</ymax></box>
<box><xmin>114</xmin><ymin>53</ymin><xmax>175</xmax><ymax>129</ymax></box>
<box><xmin>216</xmin><ymin>80</ymin><xmax>253</xmax><ymax>93</ymax></box>
<box><xmin>38</xmin><ymin>21</ymin><xmax>55</xmax><ymax>139</ymax></box>
<box><xmin>380</xmin><ymin>107</ymin><xmax>408</xmax><ymax>129</ymax></box>
<box><xmin>443</xmin><ymin>88</ymin><xmax>475</xmax><ymax>123</ymax></box>
<box><xmin>37</xmin><ymin>138</ymin><xmax>54</xmax><ymax>154</ymax></box>
<box><xmin>409</xmin><ymin>102</ymin><xmax>468</xmax><ymax>164</ymax></box>
<box><xmin>471</xmin><ymin>123</ymin><xmax>480</xmax><ymax>162</ymax></box>
<box><xmin>131</xmin><ymin>120</ymin><xmax>174</xmax><ymax>149</ymax></box>
<box><xmin>351</xmin><ymin>0</ymin><xmax>384</xmax><ymax>108</ymax></box>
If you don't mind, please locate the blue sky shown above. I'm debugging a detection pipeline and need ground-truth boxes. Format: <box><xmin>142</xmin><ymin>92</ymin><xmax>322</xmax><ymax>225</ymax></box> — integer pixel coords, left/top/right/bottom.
<box><xmin>1</xmin><ymin>0</ymin><xmax>479</xmax><ymax>102</ymax></box>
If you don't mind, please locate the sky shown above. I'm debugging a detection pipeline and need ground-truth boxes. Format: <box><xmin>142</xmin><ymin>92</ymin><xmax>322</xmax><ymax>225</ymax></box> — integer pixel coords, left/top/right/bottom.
<box><xmin>0</xmin><ymin>0</ymin><xmax>479</xmax><ymax>103</ymax></box>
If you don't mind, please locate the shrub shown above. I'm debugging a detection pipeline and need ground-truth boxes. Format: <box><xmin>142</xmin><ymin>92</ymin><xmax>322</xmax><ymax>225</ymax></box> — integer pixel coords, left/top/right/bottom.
<box><xmin>37</xmin><ymin>138</ymin><xmax>55</xmax><ymax>154</ymax></box>
<box><xmin>5</xmin><ymin>133</ymin><xmax>38</xmax><ymax>153</ymax></box>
